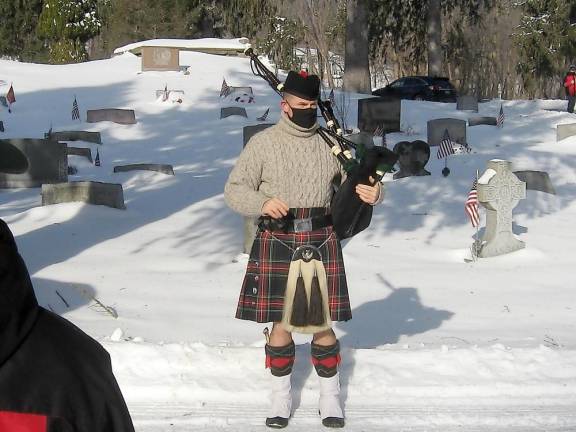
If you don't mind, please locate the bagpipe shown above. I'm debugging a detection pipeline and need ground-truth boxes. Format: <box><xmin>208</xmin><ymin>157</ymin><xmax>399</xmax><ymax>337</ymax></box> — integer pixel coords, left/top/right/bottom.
<box><xmin>245</xmin><ymin>48</ymin><xmax>398</xmax><ymax>239</ymax></box>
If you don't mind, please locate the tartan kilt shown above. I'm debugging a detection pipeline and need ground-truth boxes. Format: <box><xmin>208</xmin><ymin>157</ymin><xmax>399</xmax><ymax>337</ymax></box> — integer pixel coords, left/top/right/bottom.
<box><xmin>236</xmin><ymin>208</ymin><xmax>352</xmax><ymax>324</ymax></box>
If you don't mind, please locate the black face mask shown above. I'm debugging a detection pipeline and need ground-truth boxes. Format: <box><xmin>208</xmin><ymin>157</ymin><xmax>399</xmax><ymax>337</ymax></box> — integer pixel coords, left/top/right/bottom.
<box><xmin>289</xmin><ymin>107</ymin><xmax>317</xmax><ymax>129</ymax></box>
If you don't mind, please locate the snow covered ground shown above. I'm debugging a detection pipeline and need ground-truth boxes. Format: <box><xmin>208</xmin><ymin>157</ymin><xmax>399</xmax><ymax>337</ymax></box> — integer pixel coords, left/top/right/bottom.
<box><xmin>1</xmin><ymin>49</ymin><xmax>576</xmax><ymax>430</ymax></box>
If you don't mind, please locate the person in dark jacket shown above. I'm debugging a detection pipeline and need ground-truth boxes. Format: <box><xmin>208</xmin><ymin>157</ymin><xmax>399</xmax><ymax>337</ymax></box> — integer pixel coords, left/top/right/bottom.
<box><xmin>564</xmin><ymin>64</ymin><xmax>576</xmax><ymax>113</ymax></box>
<box><xmin>0</xmin><ymin>218</ymin><xmax>135</xmax><ymax>432</ymax></box>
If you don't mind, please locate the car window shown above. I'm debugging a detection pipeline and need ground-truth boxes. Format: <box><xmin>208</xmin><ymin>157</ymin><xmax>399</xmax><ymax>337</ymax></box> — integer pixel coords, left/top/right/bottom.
<box><xmin>433</xmin><ymin>78</ymin><xmax>455</xmax><ymax>89</ymax></box>
<box><xmin>405</xmin><ymin>78</ymin><xmax>424</xmax><ymax>86</ymax></box>
<box><xmin>390</xmin><ymin>79</ymin><xmax>405</xmax><ymax>88</ymax></box>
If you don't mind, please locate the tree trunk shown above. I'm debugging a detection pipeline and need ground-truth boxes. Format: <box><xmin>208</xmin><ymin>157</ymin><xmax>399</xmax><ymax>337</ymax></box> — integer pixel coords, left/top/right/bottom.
<box><xmin>343</xmin><ymin>0</ymin><xmax>370</xmax><ymax>93</ymax></box>
<box><xmin>427</xmin><ymin>0</ymin><xmax>442</xmax><ymax>77</ymax></box>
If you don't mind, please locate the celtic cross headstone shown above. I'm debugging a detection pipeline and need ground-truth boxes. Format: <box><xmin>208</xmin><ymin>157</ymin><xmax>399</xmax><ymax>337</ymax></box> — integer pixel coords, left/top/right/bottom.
<box><xmin>477</xmin><ymin>159</ymin><xmax>526</xmax><ymax>257</ymax></box>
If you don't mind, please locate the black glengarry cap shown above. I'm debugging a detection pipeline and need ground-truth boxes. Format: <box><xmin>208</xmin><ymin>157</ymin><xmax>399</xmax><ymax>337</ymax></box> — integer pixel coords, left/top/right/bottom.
<box><xmin>283</xmin><ymin>71</ymin><xmax>320</xmax><ymax>101</ymax></box>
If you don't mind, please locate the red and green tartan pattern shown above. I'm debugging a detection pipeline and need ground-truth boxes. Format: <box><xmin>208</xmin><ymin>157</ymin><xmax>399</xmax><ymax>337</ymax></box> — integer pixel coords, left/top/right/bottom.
<box><xmin>236</xmin><ymin>208</ymin><xmax>352</xmax><ymax>324</ymax></box>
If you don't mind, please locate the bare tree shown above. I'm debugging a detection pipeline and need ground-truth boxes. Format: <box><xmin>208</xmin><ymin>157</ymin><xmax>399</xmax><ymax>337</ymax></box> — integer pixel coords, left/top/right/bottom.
<box><xmin>343</xmin><ymin>0</ymin><xmax>371</xmax><ymax>93</ymax></box>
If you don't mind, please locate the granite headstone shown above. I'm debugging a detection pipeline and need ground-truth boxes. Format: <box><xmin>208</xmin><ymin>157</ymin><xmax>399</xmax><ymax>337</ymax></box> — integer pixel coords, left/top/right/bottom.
<box><xmin>477</xmin><ymin>160</ymin><xmax>526</xmax><ymax>258</ymax></box>
<box><xmin>114</xmin><ymin>164</ymin><xmax>174</xmax><ymax>175</ymax></box>
<box><xmin>42</xmin><ymin>181</ymin><xmax>126</xmax><ymax>209</ymax></box>
<box><xmin>0</xmin><ymin>139</ymin><xmax>67</xmax><ymax>188</ymax></box>
<box><xmin>46</xmin><ymin>130</ymin><xmax>102</xmax><ymax>144</ymax></box>
<box><xmin>427</xmin><ymin>118</ymin><xmax>467</xmax><ymax>147</ymax></box>
<box><xmin>66</xmin><ymin>147</ymin><xmax>93</xmax><ymax>163</ymax></box>
<box><xmin>221</xmin><ymin>107</ymin><xmax>248</xmax><ymax>119</ymax></box>
<box><xmin>393</xmin><ymin>140</ymin><xmax>431</xmax><ymax>179</ymax></box>
<box><xmin>456</xmin><ymin>95</ymin><xmax>479</xmax><ymax>112</ymax></box>
<box><xmin>468</xmin><ymin>117</ymin><xmax>498</xmax><ymax>127</ymax></box>
<box><xmin>87</xmin><ymin>109</ymin><xmax>137</xmax><ymax>125</ymax></box>
<box><xmin>357</xmin><ymin>97</ymin><xmax>401</xmax><ymax>134</ymax></box>
<box><xmin>556</xmin><ymin>123</ymin><xmax>576</xmax><ymax>141</ymax></box>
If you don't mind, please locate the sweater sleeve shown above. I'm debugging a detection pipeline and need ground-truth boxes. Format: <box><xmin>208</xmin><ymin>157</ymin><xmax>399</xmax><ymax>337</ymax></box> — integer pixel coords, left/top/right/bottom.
<box><xmin>224</xmin><ymin>138</ymin><xmax>271</xmax><ymax>217</ymax></box>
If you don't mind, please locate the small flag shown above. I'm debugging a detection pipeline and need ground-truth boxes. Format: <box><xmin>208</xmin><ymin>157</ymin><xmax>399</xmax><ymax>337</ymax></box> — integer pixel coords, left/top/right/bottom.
<box><xmin>220</xmin><ymin>78</ymin><xmax>231</xmax><ymax>98</ymax></box>
<box><xmin>6</xmin><ymin>84</ymin><xmax>15</xmax><ymax>113</ymax></box>
<box><xmin>373</xmin><ymin>124</ymin><xmax>385</xmax><ymax>136</ymax></box>
<box><xmin>72</xmin><ymin>96</ymin><xmax>80</xmax><ymax>121</ymax></box>
<box><xmin>95</xmin><ymin>148</ymin><xmax>101</xmax><ymax>167</ymax></box>
<box><xmin>256</xmin><ymin>107</ymin><xmax>270</xmax><ymax>121</ymax></box>
<box><xmin>437</xmin><ymin>129</ymin><xmax>456</xmax><ymax>159</ymax></box>
<box><xmin>465</xmin><ymin>180</ymin><xmax>480</xmax><ymax>227</ymax></box>
<box><xmin>497</xmin><ymin>104</ymin><xmax>505</xmax><ymax>128</ymax></box>
<box><xmin>162</xmin><ymin>84</ymin><xmax>169</xmax><ymax>102</ymax></box>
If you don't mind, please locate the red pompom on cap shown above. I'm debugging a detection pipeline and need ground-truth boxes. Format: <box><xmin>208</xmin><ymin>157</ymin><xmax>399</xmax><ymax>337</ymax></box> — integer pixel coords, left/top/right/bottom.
<box><xmin>299</xmin><ymin>70</ymin><xmax>308</xmax><ymax>78</ymax></box>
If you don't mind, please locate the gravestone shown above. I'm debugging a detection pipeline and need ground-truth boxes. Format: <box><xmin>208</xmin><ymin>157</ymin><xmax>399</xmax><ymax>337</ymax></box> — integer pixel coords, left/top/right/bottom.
<box><xmin>0</xmin><ymin>140</ymin><xmax>29</xmax><ymax>174</ymax></box>
<box><xmin>456</xmin><ymin>95</ymin><xmax>479</xmax><ymax>112</ymax></box>
<box><xmin>228</xmin><ymin>86</ymin><xmax>254</xmax><ymax>96</ymax></box>
<box><xmin>155</xmin><ymin>89</ymin><xmax>185</xmax><ymax>101</ymax></box>
<box><xmin>357</xmin><ymin>97</ymin><xmax>401</xmax><ymax>134</ymax></box>
<box><xmin>114</xmin><ymin>164</ymin><xmax>174</xmax><ymax>175</ymax></box>
<box><xmin>141</xmin><ymin>46</ymin><xmax>180</xmax><ymax>72</ymax></box>
<box><xmin>477</xmin><ymin>160</ymin><xmax>526</xmax><ymax>258</ymax></box>
<box><xmin>243</xmin><ymin>123</ymin><xmax>274</xmax><ymax>253</ymax></box>
<box><xmin>221</xmin><ymin>107</ymin><xmax>248</xmax><ymax>119</ymax></box>
<box><xmin>87</xmin><ymin>109</ymin><xmax>137</xmax><ymax>125</ymax></box>
<box><xmin>42</xmin><ymin>181</ymin><xmax>126</xmax><ymax>210</ymax></box>
<box><xmin>393</xmin><ymin>140</ymin><xmax>431</xmax><ymax>179</ymax></box>
<box><xmin>556</xmin><ymin>123</ymin><xmax>576</xmax><ymax>141</ymax></box>
<box><xmin>243</xmin><ymin>124</ymin><xmax>273</xmax><ymax>147</ymax></box>
<box><xmin>513</xmin><ymin>170</ymin><xmax>556</xmax><ymax>195</ymax></box>
<box><xmin>46</xmin><ymin>131</ymin><xmax>102</xmax><ymax>144</ymax></box>
<box><xmin>67</xmin><ymin>147</ymin><xmax>93</xmax><ymax>163</ymax></box>
<box><xmin>0</xmin><ymin>139</ymin><xmax>67</xmax><ymax>188</ymax></box>
<box><xmin>427</xmin><ymin>118</ymin><xmax>467</xmax><ymax>147</ymax></box>
<box><xmin>468</xmin><ymin>117</ymin><xmax>498</xmax><ymax>127</ymax></box>
<box><xmin>345</xmin><ymin>132</ymin><xmax>374</xmax><ymax>149</ymax></box>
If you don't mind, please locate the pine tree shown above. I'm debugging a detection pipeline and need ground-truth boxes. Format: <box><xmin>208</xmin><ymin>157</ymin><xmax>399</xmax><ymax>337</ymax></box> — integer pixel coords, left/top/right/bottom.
<box><xmin>514</xmin><ymin>0</ymin><xmax>576</xmax><ymax>98</ymax></box>
<box><xmin>0</xmin><ymin>0</ymin><xmax>43</xmax><ymax>61</ymax></box>
<box><xmin>37</xmin><ymin>0</ymin><xmax>106</xmax><ymax>63</ymax></box>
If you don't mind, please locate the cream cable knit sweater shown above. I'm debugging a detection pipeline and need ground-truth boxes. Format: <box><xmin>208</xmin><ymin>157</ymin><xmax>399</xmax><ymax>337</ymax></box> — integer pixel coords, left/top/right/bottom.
<box><xmin>224</xmin><ymin>114</ymin><xmax>343</xmax><ymax>217</ymax></box>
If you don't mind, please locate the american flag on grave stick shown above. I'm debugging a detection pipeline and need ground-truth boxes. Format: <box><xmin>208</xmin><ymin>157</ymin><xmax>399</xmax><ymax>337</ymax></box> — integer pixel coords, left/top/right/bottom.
<box><xmin>72</xmin><ymin>96</ymin><xmax>81</xmax><ymax>121</ymax></box>
<box><xmin>256</xmin><ymin>107</ymin><xmax>270</xmax><ymax>121</ymax></box>
<box><xmin>465</xmin><ymin>179</ymin><xmax>480</xmax><ymax>227</ymax></box>
<box><xmin>6</xmin><ymin>84</ymin><xmax>15</xmax><ymax>113</ymax></box>
<box><xmin>373</xmin><ymin>124</ymin><xmax>385</xmax><ymax>136</ymax></box>
<box><xmin>220</xmin><ymin>78</ymin><xmax>231</xmax><ymax>98</ymax></box>
<box><xmin>437</xmin><ymin>129</ymin><xmax>456</xmax><ymax>159</ymax></box>
<box><xmin>497</xmin><ymin>103</ymin><xmax>505</xmax><ymax>128</ymax></box>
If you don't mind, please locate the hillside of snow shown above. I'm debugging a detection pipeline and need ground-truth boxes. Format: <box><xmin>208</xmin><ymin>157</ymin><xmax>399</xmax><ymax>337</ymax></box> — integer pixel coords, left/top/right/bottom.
<box><xmin>1</xmin><ymin>50</ymin><xmax>575</xmax><ymax>431</ymax></box>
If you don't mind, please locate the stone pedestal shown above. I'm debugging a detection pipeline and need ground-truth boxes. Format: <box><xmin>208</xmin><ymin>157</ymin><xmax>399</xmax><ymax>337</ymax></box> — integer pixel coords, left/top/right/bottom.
<box><xmin>477</xmin><ymin>160</ymin><xmax>526</xmax><ymax>257</ymax></box>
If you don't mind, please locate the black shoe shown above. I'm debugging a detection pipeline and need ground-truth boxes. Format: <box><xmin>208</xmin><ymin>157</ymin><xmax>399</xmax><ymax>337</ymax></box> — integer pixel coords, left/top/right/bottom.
<box><xmin>266</xmin><ymin>417</ymin><xmax>289</xmax><ymax>428</ymax></box>
<box><xmin>322</xmin><ymin>416</ymin><xmax>345</xmax><ymax>428</ymax></box>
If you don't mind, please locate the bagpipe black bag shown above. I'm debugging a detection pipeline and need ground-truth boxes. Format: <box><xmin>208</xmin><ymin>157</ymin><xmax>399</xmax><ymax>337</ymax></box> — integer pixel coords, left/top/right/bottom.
<box><xmin>331</xmin><ymin>146</ymin><xmax>397</xmax><ymax>239</ymax></box>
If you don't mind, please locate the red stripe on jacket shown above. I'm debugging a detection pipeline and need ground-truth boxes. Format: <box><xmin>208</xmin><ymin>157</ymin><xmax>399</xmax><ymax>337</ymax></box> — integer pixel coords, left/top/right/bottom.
<box><xmin>0</xmin><ymin>411</ymin><xmax>47</xmax><ymax>432</ymax></box>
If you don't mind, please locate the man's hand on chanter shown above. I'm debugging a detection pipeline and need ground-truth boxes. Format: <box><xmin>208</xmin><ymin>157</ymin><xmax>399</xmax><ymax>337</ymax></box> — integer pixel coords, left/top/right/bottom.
<box><xmin>262</xmin><ymin>198</ymin><xmax>289</xmax><ymax>219</ymax></box>
<box><xmin>355</xmin><ymin>176</ymin><xmax>381</xmax><ymax>205</ymax></box>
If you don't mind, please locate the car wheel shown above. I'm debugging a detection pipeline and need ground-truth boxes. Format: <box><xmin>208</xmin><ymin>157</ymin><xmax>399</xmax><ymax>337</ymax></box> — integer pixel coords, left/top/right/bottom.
<box><xmin>413</xmin><ymin>94</ymin><xmax>424</xmax><ymax>101</ymax></box>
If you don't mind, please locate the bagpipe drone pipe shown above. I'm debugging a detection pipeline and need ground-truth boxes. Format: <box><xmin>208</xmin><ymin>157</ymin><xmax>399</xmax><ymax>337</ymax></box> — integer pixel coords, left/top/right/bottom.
<box><xmin>245</xmin><ymin>48</ymin><xmax>398</xmax><ymax>239</ymax></box>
